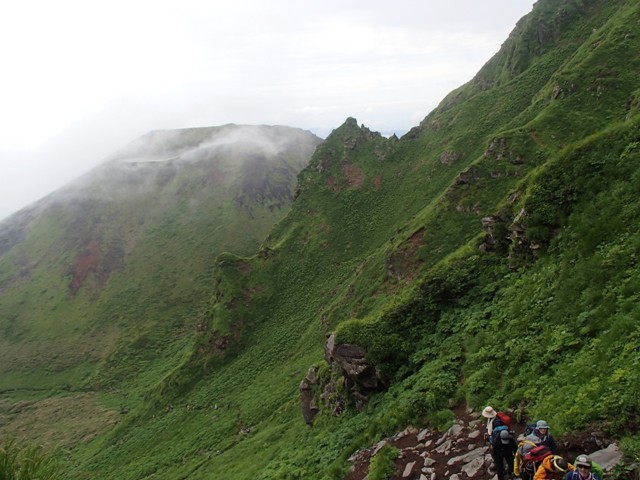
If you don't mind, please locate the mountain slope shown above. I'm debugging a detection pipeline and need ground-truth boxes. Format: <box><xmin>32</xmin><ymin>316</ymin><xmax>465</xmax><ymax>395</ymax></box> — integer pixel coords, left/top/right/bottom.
<box><xmin>58</xmin><ymin>1</ymin><xmax>640</xmax><ymax>478</ymax></box>
<box><xmin>0</xmin><ymin>124</ymin><xmax>321</xmax><ymax>449</ymax></box>
<box><xmin>2</xmin><ymin>0</ymin><xmax>640</xmax><ymax>478</ymax></box>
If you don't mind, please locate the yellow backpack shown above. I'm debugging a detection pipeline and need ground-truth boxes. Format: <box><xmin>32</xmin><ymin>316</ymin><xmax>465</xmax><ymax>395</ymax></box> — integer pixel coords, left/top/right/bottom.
<box><xmin>514</xmin><ymin>440</ymin><xmax>538</xmax><ymax>475</ymax></box>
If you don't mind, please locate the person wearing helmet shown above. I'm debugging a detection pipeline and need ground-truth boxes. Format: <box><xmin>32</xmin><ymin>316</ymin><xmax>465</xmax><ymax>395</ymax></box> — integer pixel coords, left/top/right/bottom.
<box><xmin>534</xmin><ymin>420</ymin><xmax>559</xmax><ymax>454</ymax></box>
<box><xmin>564</xmin><ymin>455</ymin><xmax>603</xmax><ymax>480</ymax></box>
<box><xmin>534</xmin><ymin>455</ymin><xmax>574</xmax><ymax>480</ymax></box>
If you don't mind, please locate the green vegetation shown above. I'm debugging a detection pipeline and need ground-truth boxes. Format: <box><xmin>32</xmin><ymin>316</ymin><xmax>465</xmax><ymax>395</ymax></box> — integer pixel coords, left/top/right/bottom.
<box><xmin>0</xmin><ymin>125</ymin><xmax>320</xmax><ymax>456</ymax></box>
<box><xmin>368</xmin><ymin>444</ymin><xmax>398</xmax><ymax>480</ymax></box>
<box><xmin>1</xmin><ymin>1</ymin><xmax>639</xmax><ymax>479</ymax></box>
<box><xmin>0</xmin><ymin>439</ymin><xmax>61</xmax><ymax>480</ymax></box>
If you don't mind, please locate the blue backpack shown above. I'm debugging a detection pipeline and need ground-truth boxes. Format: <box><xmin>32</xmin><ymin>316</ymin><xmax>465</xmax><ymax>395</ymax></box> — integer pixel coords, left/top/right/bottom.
<box><xmin>490</xmin><ymin>425</ymin><xmax>509</xmax><ymax>445</ymax></box>
<box><xmin>524</xmin><ymin>423</ymin><xmax>537</xmax><ymax>436</ymax></box>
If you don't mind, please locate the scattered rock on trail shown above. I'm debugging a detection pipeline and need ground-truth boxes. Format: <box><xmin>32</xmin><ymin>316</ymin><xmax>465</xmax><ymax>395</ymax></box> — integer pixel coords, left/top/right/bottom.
<box><xmin>342</xmin><ymin>406</ymin><xmax>628</xmax><ymax>480</ymax></box>
<box><xmin>344</xmin><ymin>408</ymin><xmax>493</xmax><ymax>480</ymax></box>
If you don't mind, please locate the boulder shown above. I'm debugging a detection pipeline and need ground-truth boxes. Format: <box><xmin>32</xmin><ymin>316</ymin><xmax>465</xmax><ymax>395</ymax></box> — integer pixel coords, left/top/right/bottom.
<box><xmin>299</xmin><ymin>379</ymin><xmax>319</xmax><ymax>425</ymax></box>
<box><xmin>417</xmin><ymin>428</ymin><xmax>432</xmax><ymax>442</ymax></box>
<box><xmin>402</xmin><ymin>461</ymin><xmax>416</xmax><ymax>478</ymax></box>
<box><xmin>372</xmin><ymin>440</ymin><xmax>387</xmax><ymax>456</ymax></box>
<box><xmin>423</xmin><ymin>456</ymin><xmax>436</xmax><ymax>467</ymax></box>
<box><xmin>448</xmin><ymin>424</ymin><xmax>464</xmax><ymax>438</ymax></box>
<box><xmin>435</xmin><ymin>438</ymin><xmax>453</xmax><ymax>455</ymax></box>
<box><xmin>447</xmin><ymin>446</ymin><xmax>488</xmax><ymax>465</ymax></box>
<box><xmin>461</xmin><ymin>456</ymin><xmax>485</xmax><ymax>477</ymax></box>
<box><xmin>324</xmin><ymin>334</ymin><xmax>388</xmax><ymax>395</ymax></box>
<box><xmin>590</xmin><ymin>443</ymin><xmax>624</xmax><ymax>472</ymax></box>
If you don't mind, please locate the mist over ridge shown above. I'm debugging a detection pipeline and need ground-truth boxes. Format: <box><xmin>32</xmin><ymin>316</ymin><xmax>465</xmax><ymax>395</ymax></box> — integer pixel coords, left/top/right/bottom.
<box><xmin>108</xmin><ymin>124</ymin><xmax>320</xmax><ymax>164</ymax></box>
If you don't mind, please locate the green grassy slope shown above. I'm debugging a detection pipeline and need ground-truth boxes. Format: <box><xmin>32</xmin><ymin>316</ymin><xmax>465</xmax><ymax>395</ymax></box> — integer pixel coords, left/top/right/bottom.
<box><xmin>62</xmin><ymin>1</ymin><xmax>640</xmax><ymax>478</ymax></box>
<box><xmin>0</xmin><ymin>125</ymin><xmax>321</xmax><ymax>450</ymax></box>
<box><xmin>3</xmin><ymin>0</ymin><xmax>640</xmax><ymax>478</ymax></box>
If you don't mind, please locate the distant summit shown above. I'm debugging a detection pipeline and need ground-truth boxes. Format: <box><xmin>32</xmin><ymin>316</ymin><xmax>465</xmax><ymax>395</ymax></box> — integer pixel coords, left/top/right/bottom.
<box><xmin>108</xmin><ymin>124</ymin><xmax>320</xmax><ymax>164</ymax></box>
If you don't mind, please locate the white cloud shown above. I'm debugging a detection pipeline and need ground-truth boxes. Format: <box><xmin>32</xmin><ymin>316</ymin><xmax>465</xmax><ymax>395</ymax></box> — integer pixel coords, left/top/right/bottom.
<box><xmin>0</xmin><ymin>0</ymin><xmax>536</xmax><ymax>221</ymax></box>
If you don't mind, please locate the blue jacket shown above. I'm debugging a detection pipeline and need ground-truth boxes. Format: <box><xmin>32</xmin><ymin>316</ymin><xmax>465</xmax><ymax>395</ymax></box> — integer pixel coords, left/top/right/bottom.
<box><xmin>565</xmin><ymin>470</ymin><xmax>603</xmax><ymax>480</ymax></box>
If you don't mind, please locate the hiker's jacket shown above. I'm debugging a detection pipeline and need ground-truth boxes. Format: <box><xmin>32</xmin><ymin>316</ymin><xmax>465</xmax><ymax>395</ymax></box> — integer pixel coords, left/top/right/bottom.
<box><xmin>534</xmin><ymin>428</ymin><xmax>559</xmax><ymax>454</ymax></box>
<box><xmin>565</xmin><ymin>470</ymin><xmax>603</xmax><ymax>480</ymax></box>
<box><xmin>534</xmin><ymin>456</ymin><xmax>574</xmax><ymax>480</ymax></box>
<box><xmin>487</xmin><ymin>416</ymin><xmax>506</xmax><ymax>435</ymax></box>
<box><xmin>493</xmin><ymin>435</ymin><xmax>517</xmax><ymax>457</ymax></box>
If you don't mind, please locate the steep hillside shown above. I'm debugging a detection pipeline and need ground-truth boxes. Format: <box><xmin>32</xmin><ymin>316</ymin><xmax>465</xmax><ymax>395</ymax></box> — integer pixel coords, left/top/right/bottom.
<box><xmin>53</xmin><ymin>1</ymin><xmax>640</xmax><ymax>479</ymax></box>
<box><xmin>2</xmin><ymin>0</ymin><xmax>640</xmax><ymax>478</ymax></box>
<box><xmin>0</xmin><ymin>124</ymin><xmax>321</xmax><ymax>448</ymax></box>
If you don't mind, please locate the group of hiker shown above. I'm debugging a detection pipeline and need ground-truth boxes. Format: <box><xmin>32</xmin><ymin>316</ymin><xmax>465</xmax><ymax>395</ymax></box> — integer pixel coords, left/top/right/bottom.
<box><xmin>482</xmin><ymin>406</ymin><xmax>604</xmax><ymax>480</ymax></box>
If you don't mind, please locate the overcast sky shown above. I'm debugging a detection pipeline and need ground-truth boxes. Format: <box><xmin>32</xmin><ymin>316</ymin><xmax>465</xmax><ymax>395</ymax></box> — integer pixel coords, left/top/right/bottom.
<box><xmin>0</xmin><ymin>0</ymin><xmax>536</xmax><ymax>221</ymax></box>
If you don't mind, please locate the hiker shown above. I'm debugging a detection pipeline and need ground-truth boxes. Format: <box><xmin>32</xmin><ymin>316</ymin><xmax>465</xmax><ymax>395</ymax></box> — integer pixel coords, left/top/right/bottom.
<box><xmin>521</xmin><ymin>442</ymin><xmax>553</xmax><ymax>480</ymax></box>
<box><xmin>534</xmin><ymin>420</ymin><xmax>559</xmax><ymax>454</ymax></box>
<box><xmin>482</xmin><ymin>405</ymin><xmax>511</xmax><ymax>437</ymax></box>
<box><xmin>492</xmin><ymin>428</ymin><xmax>517</xmax><ymax>480</ymax></box>
<box><xmin>514</xmin><ymin>434</ymin><xmax>541</xmax><ymax>480</ymax></box>
<box><xmin>565</xmin><ymin>455</ymin><xmax>603</xmax><ymax>480</ymax></box>
<box><xmin>482</xmin><ymin>405</ymin><xmax>499</xmax><ymax>437</ymax></box>
<box><xmin>534</xmin><ymin>455</ymin><xmax>574</xmax><ymax>480</ymax></box>
<box><xmin>520</xmin><ymin>434</ymin><xmax>542</xmax><ymax>456</ymax></box>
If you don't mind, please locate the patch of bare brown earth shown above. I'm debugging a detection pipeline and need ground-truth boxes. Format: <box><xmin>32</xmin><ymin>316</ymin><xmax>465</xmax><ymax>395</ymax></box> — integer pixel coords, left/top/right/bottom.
<box><xmin>343</xmin><ymin>162</ymin><xmax>366</xmax><ymax>189</ymax></box>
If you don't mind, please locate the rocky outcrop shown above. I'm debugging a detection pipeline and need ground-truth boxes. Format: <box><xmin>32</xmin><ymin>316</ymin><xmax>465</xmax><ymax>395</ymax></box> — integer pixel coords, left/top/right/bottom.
<box><xmin>478</xmin><ymin>202</ymin><xmax>545</xmax><ymax>262</ymax></box>
<box><xmin>300</xmin><ymin>335</ymin><xmax>389</xmax><ymax>425</ymax></box>
<box><xmin>590</xmin><ymin>443</ymin><xmax>624</xmax><ymax>474</ymax></box>
<box><xmin>386</xmin><ymin>229</ymin><xmax>425</xmax><ymax>283</ymax></box>
<box><xmin>479</xmin><ymin>216</ymin><xmax>502</xmax><ymax>253</ymax></box>
<box><xmin>439</xmin><ymin>151</ymin><xmax>462</xmax><ymax>166</ymax></box>
<box><xmin>483</xmin><ymin>137</ymin><xmax>525</xmax><ymax>165</ymax></box>
<box><xmin>324</xmin><ymin>334</ymin><xmax>388</xmax><ymax>405</ymax></box>
<box><xmin>300</xmin><ymin>366</ymin><xmax>320</xmax><ymax>425</ymax></box>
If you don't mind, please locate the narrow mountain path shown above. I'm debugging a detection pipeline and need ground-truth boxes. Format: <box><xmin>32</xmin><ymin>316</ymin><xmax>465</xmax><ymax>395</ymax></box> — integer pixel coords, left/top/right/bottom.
<box><xmin>343</xmin><ymin>404</ymin><xmax>621</xmax><ymax>480</ymax></box>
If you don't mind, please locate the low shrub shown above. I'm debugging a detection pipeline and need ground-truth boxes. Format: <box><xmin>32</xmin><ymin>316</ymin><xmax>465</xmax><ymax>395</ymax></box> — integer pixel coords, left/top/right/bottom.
<box><xmin>368</xmin><ymin>444</ymin><xmax>399</xmax><ymax>480</ymax></box>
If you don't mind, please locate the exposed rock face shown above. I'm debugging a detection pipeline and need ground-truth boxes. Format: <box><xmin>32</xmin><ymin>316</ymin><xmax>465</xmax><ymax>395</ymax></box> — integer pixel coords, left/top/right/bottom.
<box><xmin>479</xmin><ymin>216</ymin><xmax>501</xmax><ymax>252</ymax></box>
<box><xmin>386</xmin><ymin>228</ymin><xmax>425</xmax><ymax>283</ymax></box>
<box><xmin>324</xmin><ymin>334</ymin><xmax>388</xmax><ymax>400</ymax></box>
<box><xmin>300</xmin><ymin>366</ymin><xmax>320</xmax><ymax>425</ymax></box>
<box><xmin>478</xmin><ymin>204</ymin><xmax>545</xmax><ymax>262</ymax></box>
<box><xmin>590</xmin><ymin>443</ymin><xmax>624</xmax><ymax>473</ymax></box>
<box><xmin>300</xmin><ymin>334</ymin><xmax>389</xmax><ymax>424</ymax></box>
<box><xmin>439</xmin><ymin>151</ymin><xmax>461</xmax><ymax>166</ymax></box>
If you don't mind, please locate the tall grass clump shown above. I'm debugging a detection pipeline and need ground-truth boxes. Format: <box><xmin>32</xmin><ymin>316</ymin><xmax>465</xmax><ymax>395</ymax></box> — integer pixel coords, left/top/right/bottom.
<box><xmin>0</xmin><ymin>439</ymin><xmax>61</xmax><ymax>480</ymax></box>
